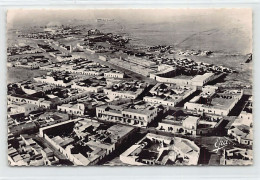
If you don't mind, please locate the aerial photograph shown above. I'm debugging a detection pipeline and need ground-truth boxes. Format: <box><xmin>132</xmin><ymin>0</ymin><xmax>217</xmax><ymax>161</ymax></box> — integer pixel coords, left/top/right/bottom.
<box><xmin>6</xmin><ymin>9</ymin><xmax>253</xmax><ymax>166</ymax></box>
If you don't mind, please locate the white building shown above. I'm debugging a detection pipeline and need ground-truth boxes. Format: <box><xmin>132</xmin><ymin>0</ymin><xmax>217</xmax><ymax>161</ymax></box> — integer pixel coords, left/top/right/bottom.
<box><xmin>71</xmin><ymin>83</ymin><xmax>103</xmax><ymax>93</ymax></box>
<box><xmin>143</xmin><ymin>83</ymin><xmax>197</xmax><ymax>107</ymax></box>
<box><xmin>151</xmin><ymin>72</ymin><xmax>215</xmax><ymax>87</ymax></box>
<box><xmin>158</xmin><ymin>116</ymin><xmax>199</xmax><ymax>136</ymax></box>
<box><xmin>190</xmin><ymin>73</ymin><xmax>215</xmax><ymax>86</ymax></box>
<box><xmin>120</xmin><ymin>133</ymin><xmax>200</xmax><ymax>166</ymax></box>
<box><xmin>182</xmin><ymin>116</ymin><xmax>199</xmax><ymax>135</ymax></box>
<box><xmin>104</xmin><ymin>71</ymin><xmax>125</xmax><ymax>79</ymax></box>
<box><xmin>104</xmin><ymin>89</ymin><xmax>140</xmax><ymax>100</ymax></box>
<box><xmin>7</xmin><ymin>95</ymin><xmax>52</xmax><ymax>109</ymax></box>
<box><xmin>34</xmin><ymin>76</ymin><xmax>73</xmax><ymax>87</ymax></box>
<box><xmin>239</xmin><ymin>97</ymin><xmax>253</xmax><ymax>122</ymax></box>
<box><xmin>20</xmin><ymin>83</ymin><xmax>56</xmax><ymax>95</ymax></box>
<box><xmin>96</xmin><ymin>104</ymin><xmax>158</xmax><ymax>127</ymax></box>
<box><xmin>224</xmin><ymin>148</ymin><xmax>253</xmax><ymax>165</ymax></box>
<box><xmin>57</xmin><ymin>103</ymin><xmax>85</xmax><ymax>116</ymax></box>
<box><xmin>16</xmin><ymin>62</ymin><xmax>39</xmax><ymax>69</ymax></box>
<box><xmin>184</xmin><ymin>89</ymin><xmax>243</xmax><ymax>116</ymax></box>
<box><xmin>10</xmin><ymin>103</ymin><xmax>38</xmax><ymax>116</ymax></box>
<box><xmin>227</xmin><ymin>126</ymin><xmax>253</xmax><ymax>146</ymax></box>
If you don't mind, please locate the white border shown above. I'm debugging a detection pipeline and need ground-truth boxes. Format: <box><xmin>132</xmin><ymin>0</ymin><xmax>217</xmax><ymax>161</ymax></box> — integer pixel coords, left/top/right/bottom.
<box><xmin>0</xmin><ymin>1</ymin><xmax>259</xmax><ymax>180</ymax></box>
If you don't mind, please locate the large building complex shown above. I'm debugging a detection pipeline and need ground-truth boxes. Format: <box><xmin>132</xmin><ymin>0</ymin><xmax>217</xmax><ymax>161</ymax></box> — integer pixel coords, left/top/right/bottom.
<box><xmin>184</xmin><ymin>87</ymin><xmax>243</xmax><ymax>116</ymax></box>
<box><xmin>120</xmin><ymin>133</ymin><xmax>200</xmax><ymax>165</ymax></box>
<box><xmin>150</xmin><ymin>64</ymin><xmax>216</xmax><ymax>87</ymax></box>
<box><xmin>39</xmin><ymin>118</ymin><xmax>136</xmax><ymax>165</ymax></box>
<box><xmin>144</xmin><ymin>83</ymin><xmax>197</xmax><ymax>107</ymax></box>
<box><xmin>104</xmin><ymin>80</ymin><xmax>147</xmax><ymax>100</ymax></box>
<box><xmin>109</xmin><ymin>57</ymin><xmax>156</xmax><ymax>77</ymax></box>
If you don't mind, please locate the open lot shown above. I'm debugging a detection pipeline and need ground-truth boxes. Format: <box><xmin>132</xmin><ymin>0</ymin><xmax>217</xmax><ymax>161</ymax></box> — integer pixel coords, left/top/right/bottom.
<box><xmin>7</xmin><ymin>67</ymin><xmax>48</xmax><ymax>83</ymax></box>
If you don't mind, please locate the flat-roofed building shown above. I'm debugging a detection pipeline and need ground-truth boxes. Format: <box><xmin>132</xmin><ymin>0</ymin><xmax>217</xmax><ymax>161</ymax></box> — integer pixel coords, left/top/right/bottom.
<box><xmin>104</xmin><ymin>70</ymin><xmax>125</xmax><ymax>79</ymax></box>
<box><xmin>8</xmin><ymin>134</ymin><xmax>59</xmax><ymax>166</ymax></box>
<box><xmin>10</xmin><ymin>103</ymin><xmax>38</xmax><ymax>116</ymax></box>
<box><xmin>184</xmin><ymin>89</ymin><xmax>243</xmax><ymax>116</ymax></box>
<box><xmin>96</xmin><ymin>102</ymin><xmax>158</xmax><ymax>127</ymax></box>
<box><xmin>40</xmin><ymin>61</ymin><xmax>105</xmax><ymax>76</ymax></box>
<box><xmin>57</xmin><ymin>103</ymin><xmax>85</xmax><ymax>116</ymax></box>
<box><xmin>71</xmin><ymin>78</ymin><xmax>105</xmax><ymax>93</ymax></box>
<box><xmin>109</xmin><ymin>58</ymin><xmax>155</xmax><ymax>77</ymax></box>
<box><xmin>120</xmin><ymin>133</ymin><xmax>200</xmax><ymax>166</ymax></box>
<box><xmin>144</xmin><ymin>83</ymin><xmax>197</xmax><ymax>107</ymax></box>
<box><xmin>150</xmin><ymin>65</ymin><xmax>177</xmax><ymax>79</ymax></box>
<box><xmin>104</xmin><ymin>80</ymin><xmax>147</xmax><ymax>100</ymax></box>
<box><xmin>7</xmin><ymin>94</ymin><xmax>52</xmax><ymax>109</ymax></box>
<box><xmin>157</xmin><ymin>115</ymin><xmax>199</xmax><ymax>136</ymax></box>
<box><xmin>239</xmin><ymin>96</ymin><xmax>253</xmax><ymax>122</ymax></box>
<box><xmin>190</xmin><ymin>73</ymin><xmax>215</xmax><ymax>87</ymax></box>
<box><xmin>126</xmin><ymin>56</ymin><xmax>156</xmax><ymax>68</ymax></box>
<box><xmin>16</xmin><ymin>62</ymin><xmax>39</xmax><ymax>69</ymax></box>
<box><xmin>39</xmin><ymin>118</ymin><xmax>136</xmax><ymax>166</ymax></box>
<box><xmin>228</xmin><ymin>125</ymin><xmax>253</xmax><ymax>146</ymax></box>
<box><xmin>34</xmin><ymin>75</ymin><xmax>73</xmax><ymax>87</ymax></box>
<box><xmin>224</xmin><ymin>148</ymin><xmax>253</xmax><ymax>165</ymax></box>
<box><xmin>98</xmin><ymin>55</ymin><xmax>107</xmax><ymax>61</ymax></box>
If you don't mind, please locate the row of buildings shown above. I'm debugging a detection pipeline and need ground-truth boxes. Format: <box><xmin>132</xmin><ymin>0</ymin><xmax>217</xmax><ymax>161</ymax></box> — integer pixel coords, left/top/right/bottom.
<box><xmin>37</xmin><ymin>118</ymin><xmax>201</xmax><ymax>166</ymax></box>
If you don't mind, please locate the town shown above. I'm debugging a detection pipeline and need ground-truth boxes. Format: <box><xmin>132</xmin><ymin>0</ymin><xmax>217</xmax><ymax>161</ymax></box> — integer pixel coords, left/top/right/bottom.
<box><xmin>7</xmin><ymin>25</ymin><xmax>253</xmax><ymax>166</ymax></box>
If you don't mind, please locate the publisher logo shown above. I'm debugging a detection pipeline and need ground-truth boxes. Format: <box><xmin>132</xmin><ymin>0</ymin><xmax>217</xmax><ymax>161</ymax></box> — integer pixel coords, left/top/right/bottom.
<box><xmin>212</xmin><ymin>137</ymin><xmax>234</xmax><ymax>153</ymax></box>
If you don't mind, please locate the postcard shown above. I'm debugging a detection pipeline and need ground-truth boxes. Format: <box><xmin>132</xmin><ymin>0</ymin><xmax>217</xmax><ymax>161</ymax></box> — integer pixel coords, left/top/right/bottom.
<box><xmin>6</xmin><ymin>9</ymin><xmax>253</xmax><ymax>166</ymax></box>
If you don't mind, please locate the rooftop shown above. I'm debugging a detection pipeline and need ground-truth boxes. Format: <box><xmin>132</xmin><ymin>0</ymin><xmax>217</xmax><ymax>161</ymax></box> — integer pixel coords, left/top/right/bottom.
<box><xmin>121</xmin><ymin>133</ymin><xmax>200</xmax><ymax>165</ymax></box>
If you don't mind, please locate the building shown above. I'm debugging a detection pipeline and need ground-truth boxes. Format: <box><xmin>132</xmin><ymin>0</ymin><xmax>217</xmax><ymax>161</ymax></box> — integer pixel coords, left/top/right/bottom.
<box><xmin>9</xmin><ymin>103</ymin><xmax>38</xmax><ymax>116</ymax></box>
<box><xmin>34</xmin><ymin>75</ymin><xmax>73</xmax><ymax>87</ymax></box>
<box><xmin>184</xmin><ymin>89</ymin><xmax>243</xmax><ymax>116</ymax></box>
<box><xmin>157</xmin><ymin>115</ymin><xmax>199</xmax><ymax>136</ymax></box>
<box><xmin>224</xmin><ymin>148</ymin><xmax>253</xmax><ymax>165</ymax></box>
<box><xmin>71</xmin><ymin>79</ymin><xmax>104</xmax><ymax>93</ymax></box>
<box><xmin>96</xmin><ymin>102</ymin><xmax>158</xmax><ymax>127</ymax></box>
<box><xmin>227</xmin><ymin>96</ymin><xmax>253</xmax><ymax>146</ymax></box>
<box><xmin>7</xmin><ymin>94</ymin><xmax>52</xmax><ymax>109</ymax></box>
<box><xmin>57</xmin><ymin>103</ymin><xmax>85</xmax><ymax>116</ymax></box>
<box><xmin>8</xmin><ymin>134</ymin><xmax>59</xmax><ymax>166</ymax></box>
<box><xmin>16</xmin><ymin>62</ymin><xmax>40</xmax><ymax>69</ymax></box>
<box><xmin>40</xmin><ymin>61</ymin><xmax>105</xmax><ymax>77</ymax></box>
<box><xmin>39</xmin><ymin>118</ymin><xmax>136</xmax><ymax>166</ymax></box>
<box><xmin>239</xmin><ymin>96</ymin><xmax>253</xmax><ymax>122</ymax></box>
<box><xmin>104</xmin><ymin>70</ymin><xmax>125</xmax><ymax>79</ymax></box>
<box><xmin>190</xmin><ymin>73</ymin><xmax>215</xmax><ymax>87</ymax></box>
<box><xmin>182</xmin><ymin>116</ymin><xmax>200</xmax><ymax>135</ymax></box>
<box><xmin>109</xmin><ymin>57</ymin><xmax>155</xmax><ymax>77</ymax></box>
<box><xmin>19</xmin><ymin>81</ymin><xmax>56</xmax><ymax>95</ymax></box>
<box><xmin>150</xmin><ymin>66</ymin><xmax>216</xmax><ymax>87</ymax></box>
<box><xmin>104</xmin><ymin>80</ymin><xmax>146</xmax><ymax>100</ymax></box>
<box><xmin>126</xmin><ymin>56</ymin><xmax>156</xmax><ymax>68</ymax></box>
<box><xmin>144</xmin><ymin>83</ymin><xmax>197</xmax><ymax>107</ymax></box>
<box><xmin>120</xmin><ymin>133</ymin><xmax>200</xmax><ymax>165</ymax></box>
<box><xmin>228</xmin><ymin>124</ymin><xmax>253</xmax><ymax>146</ymax></box>
<box><xmin>150</xmin><ymin>65</ymin><xmax>177</xmax><ymax>79</ymax></box>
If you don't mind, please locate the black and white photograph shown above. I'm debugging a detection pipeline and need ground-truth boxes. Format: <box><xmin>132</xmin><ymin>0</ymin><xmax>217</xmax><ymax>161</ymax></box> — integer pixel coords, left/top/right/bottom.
<box><xmin>6</xmin><ymin>8</ymin><xmax>253</xmax><ymax>166</ymax></box>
